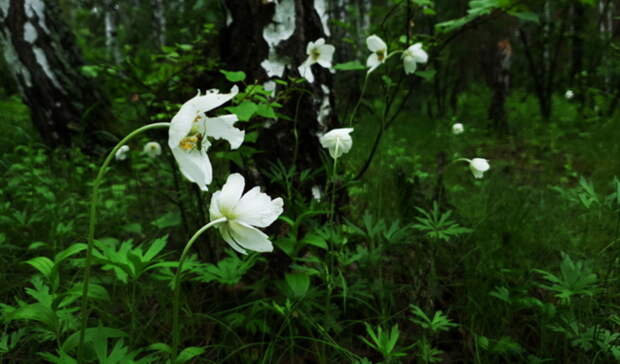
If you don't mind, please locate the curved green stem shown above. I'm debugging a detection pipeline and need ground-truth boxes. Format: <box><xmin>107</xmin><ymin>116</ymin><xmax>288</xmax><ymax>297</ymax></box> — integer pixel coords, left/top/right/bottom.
<box><xmin>348</xmin><ymin>74</ymin><xmax>369</xmax><ymax>127</ymax></box>
<box><xmin>172</xmin><ymin>217</ymin><xmax>227</xmax><ymax>360</ymax></box>
<box><xmin>78</xmin><ymin>122</ymin><xmax>170</xmax><ymax>362</ymax></box>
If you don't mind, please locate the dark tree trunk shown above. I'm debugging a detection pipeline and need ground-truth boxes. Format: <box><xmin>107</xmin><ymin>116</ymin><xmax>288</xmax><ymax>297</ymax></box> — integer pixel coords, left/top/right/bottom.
<box><xmin>0</xmin><ymin>0</ymin><xmax>114</xmax><ymax>148</ymax></box>
<box><xmin>570</xmin><ymin>2</ymin><xmax>585</xmax><ymax>84</ymax></box>
<box><xmin>487</xmin><ymin>39</ymin><xmax>511</xmax><ymax>133</ymax></box>
<box><xmin>220</xmin><ymin>0</ymin><xmax>337</xmax><ymax>189</ymax></box>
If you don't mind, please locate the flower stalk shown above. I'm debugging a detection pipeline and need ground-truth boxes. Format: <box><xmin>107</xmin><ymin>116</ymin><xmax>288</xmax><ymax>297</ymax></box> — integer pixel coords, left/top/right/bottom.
<box><xmin>171</xmin><ymin>216</ymin><xmax>227</xmax><ymax>360</ymax></box>
<box><xmin>77</xmin><ymin>122</ymin><xmax>170</xmax><ymax>363</ymax></box>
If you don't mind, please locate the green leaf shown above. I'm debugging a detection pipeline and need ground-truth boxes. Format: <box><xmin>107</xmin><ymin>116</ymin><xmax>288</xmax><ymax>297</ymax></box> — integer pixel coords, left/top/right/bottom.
<box><xmin>62</xmin><ymin>327</ymin><xmax>127</xmax><ymax>353</ymax></box>
<box><xmin>143</xmin><ymin>236</ymin><xmax>168</xmax><ymax>262</ymax></box>
<box><xmin>256</xmin><ymin>103</ymin><xmax>277</xmax><ymax>118</ymax></box>
<box><xmin>8</xmin><ymin>303</ymin><xmax>58</xmax><ymax>330</ymax></box>
<box><xmin>25</xmin><ymin>257</ymin><xmax>54</xmax><ymax>277</ymax></box>
<box><xmin>285</xmin><ymin>272</ymin><xmax>310</xmax><ymax>297</ymax></box>
<box><xmin>220</xmin><ymin>70</ymin><xmax>246</xmax><ymax>82</ymax></box>
<box><xmin>152</xmin><ymin>211</ymin><xmax>181</xmax><ymax>229</ymax></box>
<box><xmin>175</xmin><ymin>346</ymin><xmax>206</xmax><ymax>363</ymax></box>
<box><xmin>302</xmin><ymin>233</ymin><xmax>328</xmax><ymax>250</ymax></box>
<box><xmin>334</xmin><ymin>60</ymin><xmax>366</xmax><ymax>71</ymax></box>
<box><xmin>510</xmin><ymin>11</ymin><xmax>539</xmax><ymax>24</ymax></box>
<box><xmin>416</xmin><ymin>70</ymin><xmax>436</xmax><ymax>81</ymax></box>
<box><xmin>55</xmin><ymin>243</ymin><xmax>88</xmax><ymax>264</ymax></box>
<box><xmin>227</xmin><ymin>101</ymin><xmax>258</xmax><ymax>121</ymax></box>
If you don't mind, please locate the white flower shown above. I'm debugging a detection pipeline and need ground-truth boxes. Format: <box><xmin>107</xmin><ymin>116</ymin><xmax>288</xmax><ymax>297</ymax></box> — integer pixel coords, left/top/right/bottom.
<box><xmin>452</xmin><ymin>123</ymin><xmax>464</xmax><ymax>135</ymax></box>
<box><xmin>402</xmin><ymin>43</ymin><xmax>428</xmax><ymax>74</ymax></box>
<box><xmin>468</xmin><ymin>158</ymin><xmax>490</xmax><ymax>179</ymax></box>
<box><xmin>311</xmin><ymin>185</ymin><xmax>322</xmax><ymax>201</ymax></box>
<box><xmin>366</xmin><ymin>35</ymin><xmax>388</xmax><ymax>73</ymax></box>
<box><xmin>209</xmin><ymin>173</ymin><xmax>284</xmax><ymax>254</ymax></box>
<box><xmin>115</xmin><ymin>145</ymin><xmax>130</xmax><ymax>161</ymax></box>
<box><xmin>143</xmin><ymin>141</ymin><xmax>162</xmax><ymax>158</ymax></box>
<box><xmin>168</xmin><ymin>86</ymin><xmax>244</xmax><ymax>191</ymax></box>
<box><xmin>565</xmin><ymin>89</ymin><xmax>574</xmax><ymax>100</ymax></box>
<box><xmin>298</xmin><ymin>38</ymin><xmax>335</xmax><ymax>83</ymax></box>
<box><xmin>319</xmin><ymin>128</ymin><xmax>354</xmax><ymax>159</ymax></box>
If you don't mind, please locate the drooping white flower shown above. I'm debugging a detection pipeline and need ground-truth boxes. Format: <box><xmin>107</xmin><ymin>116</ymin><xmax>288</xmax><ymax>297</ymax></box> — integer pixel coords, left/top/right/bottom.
<box><xmin>319</xmin><ymin>128</ymin><xmax>354</xmax><ymax>159</ymax></box>
<box><xmin>311</xmin><ymin>185</ymin><xmax>322</xmax><ymax>201</ymax></box>
<box><xmin>115</xmin><ymin>145</ymin><xmax>130</xmax><ymax>161</ymax></box>
<box><xmin>209</xmin><ymin>173</ymin><xmax>284</xmax><ymax>254</ymax></box>
<box><xmin>298</xmin><ymin>38</ymin><xmax>335</xmax><ymax>83</ymax></box>
<box><xmin>468</xmin><ymin>158</ymin><xmax>490</xmax><ymax>179</ymax></box>
<box><xmin>366</xmin><ymin>35</ymin><xmax>388</xmax><ymax>73</ymax></box>
<box><xmin>143</xmin><ymin>141</ymin><xmax>162</xmax><ymax>158</ymax></box>
<box><xmin>402</xmin><ymin>43</ymin><xmax>428</xmax><ymax>74</ymax></box>
<box><xmin>452</xmin><ymin>123</ymin><xmax>464</xmax><ymax>135</ymax></box>
<box><xmin>565</xmin><ymin>89</ymin><xmax>574</xmax><ymax>100</ymax></box>
<box><xmin>168</xmin><ymin>86</ymin><xmax>244</xmax><ymax>191</ymax></box>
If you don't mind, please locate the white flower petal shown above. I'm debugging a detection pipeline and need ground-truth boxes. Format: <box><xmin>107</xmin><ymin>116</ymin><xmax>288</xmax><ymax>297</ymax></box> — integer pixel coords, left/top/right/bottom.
<box><xmin>168</xmin><ymin>104</ymin><xmax>198</xmax><ymax>149</ymax></box>
<box><xmin>469</xmin><ymin>158</ymin><xmax>490</xmax><ymax>179</ymax></box>
<box><xmin>452</xmin><ymin>123</ymin><xmax>464</xmax><ymax>135</ymax></box>
<box><xmin>298</xmin><ymin>60</ymin><xmax>315</xmax><ymax>83</ymax></box>
<box><xmin>234</xmin><ymin>187</ymin><xmax>284</xmax><ymax>228</ymax></box>
<box><xmin>403</xmin><ymin>56</ymin><xmax>417</xmax><ymax>74</ymax></box>
<box><xmin>217</xmin><ymin>173</ymin><xmax>246</xmax><ymax>212</ymax></box>
<box><xmin>171</xmin><ymin>147</ymin><xmax>212</xmax><ymax>191</ymax></box>
<box><xmin>115</xmin><ymin>145</ymin><xmax>130</xmax><ymax>161</ymax></box>
<box><xmin>209</xmin><ymin>191</ymin><xmax>223</xmax><ymax>220</ymax></box>
<box><xmin>204</xmin><ymin>114</ymin><xmax>245</xmax><ymax>150</ymax></box>
<box><xmin>366</xmin><ymin>35</ymin><xmax>387</xmax><ymax>52</ymax></box>
<box><xmin>316</xmin><ymin>44</ymin><xmax>335</xmax><ymax>68</ymax></box>
<box><xmin>143</xmin><ymin>141</ymin><xmax>162</xmax><ymax>157</ymax></box>
<box><xmin>228</xmin><ymin>221</ymin><xmax>274</xmax><ymax>253</ymax></box>
<box><xmin>220</xmin><ymin>226</ymin><xmax>248</xmax><ymax>254</ymax></box>
<box><xmin>190</xmin><ymin>85</ymin><xmax>239</xmax><ymax>114</ymax></box>
<box><xmin>408</xmin><ymin>43</ymin><xmax>428</xmax><ymax>63</ymax></box>
<box><xmin>319</xmin><ymin>128</ymin><xmax>354</xmax><ymax>159</ymax></box>
<box><xmin>366</xmin><ymin>53</ymin><xmax>381</xmax><ymax>72</ymax></box>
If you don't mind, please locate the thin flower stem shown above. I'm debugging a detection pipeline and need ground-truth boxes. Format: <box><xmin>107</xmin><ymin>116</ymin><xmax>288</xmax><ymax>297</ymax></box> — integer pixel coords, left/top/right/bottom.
<box><xmin>347</xmin><ymin>74</ymin><xmax>369</xmax><ymax>127</ymax></box>
<box><xmin>329</xmin><ymin>144</ymin><xmax>340</xmax><ymax>222</ymax></box>
<box><xmin>77</xmin><ymin>122</ymin><xmax>170</xmax><ymax>363</ymax></box>
<box><xmin>172</xmin><ymin>217</ymin><xmax>227</xmax><ymax>360</ymax></box>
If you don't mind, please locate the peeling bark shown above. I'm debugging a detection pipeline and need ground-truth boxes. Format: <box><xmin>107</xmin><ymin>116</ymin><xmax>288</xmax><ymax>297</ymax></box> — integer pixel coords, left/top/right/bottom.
<box><xmin>0</xmin><ymin>0</ymin><xmax>115</xmax><ymax>148</ymax></box>
<box><xmin>220</xmin><ymin>0</ymin><xmax>337</xmax><ymax>188</ymax></box>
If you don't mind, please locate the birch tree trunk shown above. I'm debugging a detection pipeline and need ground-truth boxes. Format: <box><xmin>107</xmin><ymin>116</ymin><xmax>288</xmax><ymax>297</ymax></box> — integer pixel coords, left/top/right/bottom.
<box><xmin>104</xmin><ymin>0</ymin><xmax>120</xmax><ymax>63</ymax></box>
<box><xmin>0</xmin><ymin>0</ymin><xmax>114</xmax><ymax>148</ymax></box>
<box><xmin>153</xmin><ymin>0</ymin><xmax>165</xmax><ymax>48</ymax></box>
<box><xmin>220</xmin><ymin>0</ymin><xmax>337</xmax><ymax>188</ymax></box>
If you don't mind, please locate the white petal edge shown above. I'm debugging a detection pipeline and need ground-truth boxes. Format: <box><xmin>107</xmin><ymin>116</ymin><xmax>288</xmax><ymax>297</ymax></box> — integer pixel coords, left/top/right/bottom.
<box><xmin>171</xmin><ymin>147</ymin><xmax>212</xmax><ymax>191</ymax></box>
<box><xmin>235</xmin><ymin>187</ymin><xmax>284</xmax><ymax>228</ymax></box>
<box><xmin>204</xmin><ymin>114</ymin><xmax>245</xmax><ymax>150</ymax></box>
<box><xmin>190</xmin><ymin>85</ymin><xmax>239</xmax><ymax>114</ymax></box>
<box><xmin>366</xmin><ymin>35</ymin><xmax>387</xmax><ymax>52</ymax></box>
<box><xmin>217</xmin><ymin>173</ymin><xmax>246</xmax><ymax>212</ymax></box>
<box><xmin>228</xmin><ymin>220</ymin><xmax>274</xmax><ymax>253</ymax></box>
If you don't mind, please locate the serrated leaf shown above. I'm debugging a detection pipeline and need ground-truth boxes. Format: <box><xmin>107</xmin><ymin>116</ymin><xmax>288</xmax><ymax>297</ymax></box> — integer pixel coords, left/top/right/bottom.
<box><xmin>55</xmin><ymin>243</ymin><xmax>88</xmax><ymax>264</ymax></box>
<box><xmin>25</xmin><ymin>257</ymin><xmax>54</xmax><ymax>277</ymax></box>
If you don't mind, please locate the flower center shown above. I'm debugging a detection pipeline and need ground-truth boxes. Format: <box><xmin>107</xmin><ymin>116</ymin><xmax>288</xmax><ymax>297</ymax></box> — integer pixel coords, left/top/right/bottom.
<box><xmin>310</xmin><ymin>48</ymin><xmax>321</xmax><ymax>61</ymax></box>
<box><xmin>377</xmin><ymin>50</ymin><xmax>386</xmax><ymax>62</ymax></box>
<box><xmin>179</xmin><ymin>115</ymin><xmax>206</xmax><ymax>151</ymax></box>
